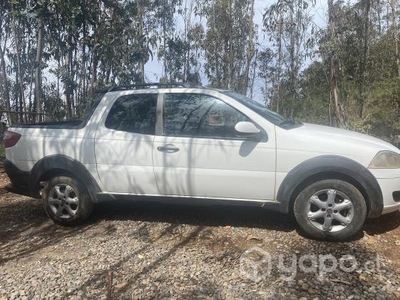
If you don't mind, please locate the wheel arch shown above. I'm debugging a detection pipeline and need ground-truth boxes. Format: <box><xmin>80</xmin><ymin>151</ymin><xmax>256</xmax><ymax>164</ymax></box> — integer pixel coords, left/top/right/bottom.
<box><xmin>276</xmin><ymin>155</ymin><xmax>383</xmax><ymax>218</ymax></box>
<box><xmin>29</xmin><ymin>155</ymin><xmax>101</xmax><ymax>200</ymax></box>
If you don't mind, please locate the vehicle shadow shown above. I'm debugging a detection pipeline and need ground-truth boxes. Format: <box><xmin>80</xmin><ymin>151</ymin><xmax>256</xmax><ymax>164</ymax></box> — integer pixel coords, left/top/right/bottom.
<box><xmin>363</xmin><ymin>210</ymin><xmax>400</xmax><ymax>235</ymax></box>
<box><xmin>92</xmin><ymin>199</ymin><xmax>297</xmax><ymax>232</ymax></box>
<box><xmin>0</xmin><ymin>192</ymin><xmax>295</xmax><ymax>266</ymax></box>
<box><xmin>1</xmin><ymin>190</ymin><xmax>400</xmax><ymax>268</ymax></box>
<box><xmin>81</xmin><ymin>201</ymin><xmax>400</xmax><ymax>299</ymax></box>
<box><xmin>1</xmin><ymin>192</ymin><xmax>400</xmax><ymax>299</ymax></box>
<box><xmin>92</xmin><ymin>199</ymin><xmax>400</xmax><ymax>239</ymax></box>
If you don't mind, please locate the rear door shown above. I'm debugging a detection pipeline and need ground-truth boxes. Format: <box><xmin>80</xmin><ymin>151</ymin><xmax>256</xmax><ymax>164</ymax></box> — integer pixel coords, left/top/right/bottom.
<box><xmin>152</xmin><ymin>91</ymin><xmax>276</xmax><ymax>201</ymax></box>
<box><xmin>95</xmin><ymin>92</ymin><xmax>159</xmax><ymax>195</ymax></box>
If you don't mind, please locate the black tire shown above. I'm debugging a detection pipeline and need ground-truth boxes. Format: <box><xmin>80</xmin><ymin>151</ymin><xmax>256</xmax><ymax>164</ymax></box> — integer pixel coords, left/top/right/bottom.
<box><xmin>293</xmin><ymin>179</ymin><xmax>367</xmax><ymax>241</ymax></box>
<box><xmin>42</xmin><ymin>176</ymin><xmax>93</xmax><ymax>226</ymax></box>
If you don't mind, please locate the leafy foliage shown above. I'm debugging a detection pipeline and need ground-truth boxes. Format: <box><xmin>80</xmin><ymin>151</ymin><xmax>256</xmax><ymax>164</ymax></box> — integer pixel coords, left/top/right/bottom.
<box><xmin>0</xmin><ymin>0</ymin><xmax>400</xmax><ymax>141</ymax></box>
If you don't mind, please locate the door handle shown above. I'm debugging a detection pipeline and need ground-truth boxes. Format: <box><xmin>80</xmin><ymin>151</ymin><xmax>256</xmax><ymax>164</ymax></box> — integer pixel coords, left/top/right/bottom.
<box><xmin>157</xmin><ymin>144</ymin><xmax>180</xmax><ymax>153</ymax></box>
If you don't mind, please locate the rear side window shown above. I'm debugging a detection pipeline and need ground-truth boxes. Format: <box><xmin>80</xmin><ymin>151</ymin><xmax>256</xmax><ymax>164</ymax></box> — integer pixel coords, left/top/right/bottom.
<box><xmin>105</xmin><ymin>93</ymin><xmax>157</xmax><ymax>134</ymax></box>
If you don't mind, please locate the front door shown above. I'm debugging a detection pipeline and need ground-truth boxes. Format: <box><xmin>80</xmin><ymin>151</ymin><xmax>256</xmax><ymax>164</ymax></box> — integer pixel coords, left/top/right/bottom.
<box><xmin>152</xmin><ymin>92</ymin><xmax>276</xmax><ymax>201</ymax></box>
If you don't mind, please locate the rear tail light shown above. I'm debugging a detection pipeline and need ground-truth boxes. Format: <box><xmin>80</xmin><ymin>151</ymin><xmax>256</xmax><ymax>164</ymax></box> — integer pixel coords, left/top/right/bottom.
<box><xmin>3</xmin><ymin>131</ymin><xmax>21</xmax><ymax>148</ymax></box>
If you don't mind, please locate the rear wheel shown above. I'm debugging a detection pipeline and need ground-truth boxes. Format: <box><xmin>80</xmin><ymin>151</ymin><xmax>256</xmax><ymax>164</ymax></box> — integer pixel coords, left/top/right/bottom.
<box><xmin>293</xmin><ymin>179</ymin><xmax>367</xmax><ymax>241</ymax></box>
<box><xmin>42</xmin><ymin>176</ymin><xmax>93</xmax><ymax>226</ymax></box>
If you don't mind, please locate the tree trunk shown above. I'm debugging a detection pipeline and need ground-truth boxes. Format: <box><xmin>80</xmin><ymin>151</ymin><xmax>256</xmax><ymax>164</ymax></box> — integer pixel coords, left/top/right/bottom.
<box><xmin>11</xmin><ymin>3</ymin><xmax>26</xmax><ymax>123</ymax></box>
<box><xmin>182</xmin><ymin>0</ymin><xmax>194</xmax><ymax>82</ymax></box>
<box><xmin>289</xmin><ymin>9</ymin><xmax>296</xmax><ymax>118</ymax></box>
<box><xmin>65</xmin><ymin>35</ymin><xmax>73</xmax><ymax>119</ymax></box>
<box><xmin>162</xmin><ymin>0</ymin><xmax>168</xmax><ymax>80</ymax></box>
<box><xmin>241</xmin><ymin>0</ymin><xmax>255</xmax><ymax>95</ymax></box>
<box><xmin>228</xmin><ymin>0</ymin><xmax>234</xmax><ymax>89</ymax></box>
<box><xmin>249</xmin><ymin>49</ymin><xmax>258</xmax><ymax>99</ymax></box>
<box><xmin>91</xmin><ymin>44</ymin><xmax>98</xmax><ymax>97</ymax></box>
<box><xmin>328</xmin><ymin>0</ymin><xmax>345</xmax><ymax>127</ymax></box>
<box><xmin>358</xmin><ymin>0</ymin><xmax>370</xmax><ymax>119</ymax></box>
<box><xmin>390</xmin><ymin>0</ymin><xmax>400</xmax><ymax>77</ymax></box>
<box><xmin>0</xmin><ymin>40</ymin><xmax>11</xmax><ymax>125</ymax></box>
<box><xmin>34</xmin><ymin>16</ymin><xmax>44</xmax><ymax>122</ymax></box>
<box><xmin>137</xmin><ymin>0</ymin><xmax>145</xmax><ymax>83</ymax></box>
<box><xmin>212</xmin><ymin>1</ymin><xmax>220</xmax><ymax>86</ymax></box>
<box><xmin>81</xmin><ymin>3</ymin><xmax>87</xmax><ymax>113</ymax></box>
<box><xmin>275</xmin><ymin>14</ymin><xmax>283</xmax><ymax>113</ymax></box>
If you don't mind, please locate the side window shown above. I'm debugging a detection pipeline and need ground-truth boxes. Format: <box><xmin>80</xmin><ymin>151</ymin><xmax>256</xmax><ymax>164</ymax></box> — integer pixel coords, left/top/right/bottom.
<box><xmin>105</xmin><ymin>93</ymin><xmax>157</xmax><ymax>135</ymax></box>
<box><xmin>164</xmin><ymin>93</ymin><xmax>250</xmax><ymax>139</ymax></box>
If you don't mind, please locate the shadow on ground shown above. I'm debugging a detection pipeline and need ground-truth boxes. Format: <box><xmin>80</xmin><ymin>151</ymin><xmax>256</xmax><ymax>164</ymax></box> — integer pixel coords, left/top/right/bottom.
<box><xmin>1</xmin><ymin>186</ymin><xmax>400</xmax><ymax>273</ymax></box>
<box><xmin>93</xmin><ymin>199</ymin><xmax>296</xmax><ymax>230</ymax></box>
<box><xmin>0</xmin><ymin>187</ymin><xmax>97</xmax><ymax>265</ymax></box>
<box><xmin>92</xmin><ymin>199</ymin><xmax>400</xmax><ymax>239</ymax></box>
<box><xmin>364</xmin><ymin>211</ymin><xmax>400</xmax><ymax>235</ymax></box>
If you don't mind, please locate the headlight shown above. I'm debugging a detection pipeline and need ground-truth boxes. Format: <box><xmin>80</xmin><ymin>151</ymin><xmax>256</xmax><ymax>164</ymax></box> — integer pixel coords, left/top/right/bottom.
<box><xmin>369</xmin><ymin>151</ymin><xmax>400</xmax><ymax>169</ymax></box>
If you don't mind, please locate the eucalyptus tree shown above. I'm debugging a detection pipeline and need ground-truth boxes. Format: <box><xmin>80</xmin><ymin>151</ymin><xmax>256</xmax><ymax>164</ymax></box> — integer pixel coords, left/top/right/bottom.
<box><xmin>319</xmin><ymin>0</ymin><xmax>382</xmax><ymax>126</ymax></box>
<box><xmin>296</xmin><ymin>0</ymin><xmax>400</xmax><ymax>136</ymax></box>
<box><xmin>8</xmin><ymin>0</ymin><xmax>43</xmax><ymax>123</ymax></box>
<box><xmin>257</xmin><ymin>48</ymin><xmax>275</xmax><ymax>106</ymax></box>
<box><xmin>44</xmin><ymin>0</ymin><xmax>157</xmax><ymax>118</ymax></box>
<box><xmin>177</xmin><ymin>0</ymin><xmax>204</xmax><ymax>83</ymax></box>
<box><xmin>326</xmin><ymin>0</ymin><xmax>345</xmax><ymax>126</ymax></box>
<box><xmin>32</xmin><ymin>0</ymin><xmax>50</xmax><ymax>122</ymax></box>
<box><xmin>390</xmin><ymin>0</ymin><xmax>400</xmax><ymax>77</ymax></box>
<box><xmin>202</xmin><ymin>0</ymin><xmax>257</xmax><ymax>93</ymax></box>
<box><xmin>0</xmin><ymin>1</ymin><xmax>12</xmax><ymax>124</ymax></box>
<box><xmin>263</xmin><ymin>0</ymin><xmax>314</xmax><ymax>117</ymax></box>
<box><xmin>159</xmin><ymin>0</ymin><xmax>204</xmax><ymax>83</ymax></box>
<box><xmin>355</xmin><ymin>0</ymin><xmax>371</xmax><ymax>119</ymax></box>
<box><xmin>44</xmin><ymin>0</ymin><xmax>86</xmax><ymax>118</ymax></box>
<box><xmin>150</xmin><ymin>0</ymin><xmax>182</xmax><ymax>80</ymax></box>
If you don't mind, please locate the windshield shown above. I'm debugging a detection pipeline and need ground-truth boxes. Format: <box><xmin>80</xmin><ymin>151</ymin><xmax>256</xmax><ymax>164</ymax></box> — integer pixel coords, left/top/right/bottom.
<box><xmin>223</xmin><ymin>91</ymin><xmax>301</xmax><ymax>128</ymax></box>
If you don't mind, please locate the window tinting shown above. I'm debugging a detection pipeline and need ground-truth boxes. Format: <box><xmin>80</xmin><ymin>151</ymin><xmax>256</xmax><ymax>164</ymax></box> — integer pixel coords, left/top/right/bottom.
<box><xmin>105</xmin><ymin>93</ymin><xmax>157</xmax><ymax>134</ymax></box>
<box><xmin>164</xmin><ymin>93</ymin><xmax>250</xmax><ymax>138</ymax></box>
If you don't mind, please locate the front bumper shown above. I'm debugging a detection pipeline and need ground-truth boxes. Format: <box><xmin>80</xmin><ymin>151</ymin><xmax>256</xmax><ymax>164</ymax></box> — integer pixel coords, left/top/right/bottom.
<box><xmin>4</xmin><ymin>159</ymin><xmax>31</xmax><ymax>196</ymax></box>
<box><xmin>370</xmin><ymin>169</ymin><xmax>400</xmax><ymax>214</ymax></box>
<box><xmin>376</xmin><ymin>177</ymin><xmax>400</xmax><ymax>214</ymax></box>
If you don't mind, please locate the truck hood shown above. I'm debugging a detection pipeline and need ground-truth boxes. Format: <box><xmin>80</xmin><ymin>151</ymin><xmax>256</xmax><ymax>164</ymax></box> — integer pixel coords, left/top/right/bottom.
<box><xmin>300</xmin><ymin>123</ymin><xmax>398</xmax><ymax>151</ymax></box>
<box><xmin>276</xmin><ymin>123</ymin><xmax>400</xmax><ymax>167</ymax></box>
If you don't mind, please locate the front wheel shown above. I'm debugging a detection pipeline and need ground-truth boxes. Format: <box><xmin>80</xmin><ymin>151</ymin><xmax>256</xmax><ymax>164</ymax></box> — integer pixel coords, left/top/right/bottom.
<box><xmin>293</xmin><ymin>179</ymin><xmax>367</xmax><ymax>241</ymax></box>
<box><xmin>42</xmin><ymin>176</ymin><xmax>93</xmax><ymax>226</ymax></box>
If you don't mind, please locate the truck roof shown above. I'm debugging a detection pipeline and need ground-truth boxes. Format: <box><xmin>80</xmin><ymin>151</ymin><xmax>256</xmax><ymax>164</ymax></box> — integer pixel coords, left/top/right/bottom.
<box><xmin>95</xmin><ymin>82</ymin><xmax>204</xmax><ymax>93</ymax></box>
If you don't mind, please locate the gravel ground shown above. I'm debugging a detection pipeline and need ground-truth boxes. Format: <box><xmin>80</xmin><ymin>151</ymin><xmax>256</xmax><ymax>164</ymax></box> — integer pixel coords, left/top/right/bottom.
<box><xmin>1</xmin><ymin>168</ymin><xmax>400</xmax><ymax>299</ymax></box>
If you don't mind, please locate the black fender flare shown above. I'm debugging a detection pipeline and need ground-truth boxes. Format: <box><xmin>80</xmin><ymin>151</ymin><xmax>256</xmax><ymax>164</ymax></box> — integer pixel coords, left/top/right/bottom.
<box><xmin>29</xmin><ymin>155</ymin><xmax>101</xmax><ymax>200</ymax></box>
<box><xmin>276</xmin><ymin>155</ymin><xmax>383</xmax><ymax>218</ymax></box>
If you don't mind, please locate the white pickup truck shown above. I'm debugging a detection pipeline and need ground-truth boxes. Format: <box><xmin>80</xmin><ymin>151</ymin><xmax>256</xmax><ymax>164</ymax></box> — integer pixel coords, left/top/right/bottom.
<box><xmin>4</xmin><ymin>83</ymin><xmax>400</xmax><ymax>241</ymax></box>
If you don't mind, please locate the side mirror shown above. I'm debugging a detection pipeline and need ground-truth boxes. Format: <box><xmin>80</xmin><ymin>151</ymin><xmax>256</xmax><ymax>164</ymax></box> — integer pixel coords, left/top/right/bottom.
<box><xmin>234</xmin><ymin>121</ymin><xmax>261</xmax><ymax>135</ymax></box>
